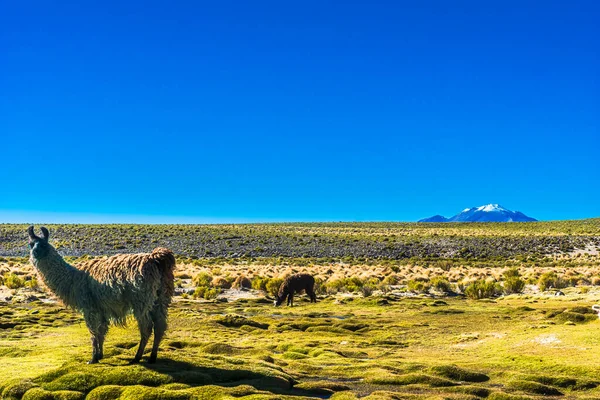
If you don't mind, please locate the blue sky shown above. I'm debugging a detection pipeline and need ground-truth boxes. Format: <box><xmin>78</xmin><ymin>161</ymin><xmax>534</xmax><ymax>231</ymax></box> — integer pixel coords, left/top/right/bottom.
<box><xmin>1</xmin><ymin>1</ymin><xmax>598</xmax><ymax>223</ymax></box>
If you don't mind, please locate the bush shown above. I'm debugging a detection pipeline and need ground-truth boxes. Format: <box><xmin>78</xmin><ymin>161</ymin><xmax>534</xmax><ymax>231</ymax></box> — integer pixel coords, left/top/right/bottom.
<box><xmin>325</xmin><ymin>277</ymin><xmax>365</xmax><ymax>294</ymax></box>
<box><xmin>361</xmin><ymin>285</ymin><xmax>375</xmax><ymax>297</ymax></box>
<box><xmin>538</xmin><ymin>272</ymin><xmax>567</xmax><ymax>291</ymax></box>
<box><xmin>313</xmin><ymin>277</ymin><xmax>326</xmax><ymax>295</ymax></box>
<box><xmin>435</xmin><ymin>260</ymin><xmax>453</xmax><ymax>272</ymax></box>
<box><xmin>25</xmin><ymin>276</ymin><xmax>39</xmax><ymax>289</ymax></box>
<box><xmin>381</xmin><ymin>275</ymin><xmax>398</xmax><ymax>286</ymax></box>
<box><xmin>251</xmin><ymin>276</ymin><xmax>269</xmax><ymax>292</ymax></box>
<box><xmin>503</xmin><ymin>276</ymin><xmax>525</xmax><ymax>294</ymax></box>
<box><xmin>503</xmin><ymin>267</ymin><xmax>521</xmax><ymax>278</ymax></box>
<box><xmin>430</xmin><ymin>276</ymin><xmax>452</xmax><ymax>293</ymax></box>
<box><xmin>502</xmin><ymin>268</ymin><xmax>525</xmax><ymax>294</ymax></box>
<box><xmin>266</xmin><ymin>278</ymin><xmax>284</xmax><ymax>297</ymax></box>
<box><xmin>344</xmin><ymin>277</ymin><xmax>364</xmax><ymax>292</ymax></box>
<box><xmin>464</xmin><ymin>280</ymin><xmax>501</xmax><ymax>299</ymax></box>
<box><xmin>193</xmin><ymin>272</ymin><xmax>212</xmax><ymax>287</ymax></box>
<box><xmin>325</xmin><ymin>279</ymin><xmax>346</xmax><ymax>294</ymax></box>
<box><xmin>193</xmin><ymin>287</ymin><xmax>220</xmax><ymax>300</ymax></box>
<box><xmin>407</xmin><ymin>279</ymin><xmax>431</xmax><ymax>293</ymax></box>
<box><xmin>4</xmin><ymin>273</ymin><xmax>25</xmax><ymax>289</ymax></box>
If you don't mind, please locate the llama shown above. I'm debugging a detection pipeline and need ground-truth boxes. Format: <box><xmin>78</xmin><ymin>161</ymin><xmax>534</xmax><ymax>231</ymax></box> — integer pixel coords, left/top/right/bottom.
<box><xmin>274</xmin><ymin>273</ymin><xmax>317</xmax><ymax>306</ymax></box>
<box><xmin>27</xmin><ymin>226</ymin><xmax>175</xmax><ymax>364</ymax></box>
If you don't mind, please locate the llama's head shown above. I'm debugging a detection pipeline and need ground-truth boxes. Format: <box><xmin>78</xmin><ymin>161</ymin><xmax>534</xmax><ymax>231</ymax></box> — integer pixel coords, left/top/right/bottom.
<box><xmin>274</xmin><ymin>294</ymin><xmax>284</xmax><ymax>307</ymax></box>
<box><xmin>28</xmin><ymin>225</ymin><xmax>52</xmax><ymax>259</ymax></box>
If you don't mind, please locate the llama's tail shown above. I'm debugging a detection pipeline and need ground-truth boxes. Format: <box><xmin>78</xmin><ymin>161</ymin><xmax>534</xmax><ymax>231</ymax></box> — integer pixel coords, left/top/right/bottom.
<box><xmin>150</xmin><ymin>247</ymin><xmax>176</xmax><ymax>302</ymax></box>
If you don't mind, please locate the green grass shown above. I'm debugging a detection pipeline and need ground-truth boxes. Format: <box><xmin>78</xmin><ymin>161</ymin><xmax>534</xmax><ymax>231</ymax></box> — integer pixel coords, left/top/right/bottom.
<box><xmin>2</xmin><ymin>292</ymin><xmax>600</xmax><ymax>399</ymax></box>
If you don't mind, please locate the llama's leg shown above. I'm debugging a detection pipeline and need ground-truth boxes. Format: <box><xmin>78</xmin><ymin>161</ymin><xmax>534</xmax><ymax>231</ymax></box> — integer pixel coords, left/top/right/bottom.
<box><xmin>288</xmin><ymin>293</ymin><xmax>293</xmax><ymax>307</ymax></box>
<box><xmin>307</xmin><ymin>287</ymin><xmax>317</xmax><ymax>303</ymax></box>
<box><xmin>97</xmin><ymin>321</ymin><xmax>109</xmax><ymax>360</ymax></box>
<box><xmin>133</xmin><ymin>312</ymin><xmax>153</xmax><ymax>363</ymax></box>
<box><xmin>148</xmin><ymin>303</ymin><xmax>168</xmax><ymax>363</ymax></box>
<box><xmin>84</xmin><ymin>312</ymin><xmax>103</xmax><ymax>364</ymax></box>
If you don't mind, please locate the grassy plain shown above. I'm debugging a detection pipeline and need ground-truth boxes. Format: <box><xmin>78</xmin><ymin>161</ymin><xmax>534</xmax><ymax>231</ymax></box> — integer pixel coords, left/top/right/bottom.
<box><xmin>1</xmin><ymin>220</ymin><xmax>599</xmax><ymax>399</ymax></box>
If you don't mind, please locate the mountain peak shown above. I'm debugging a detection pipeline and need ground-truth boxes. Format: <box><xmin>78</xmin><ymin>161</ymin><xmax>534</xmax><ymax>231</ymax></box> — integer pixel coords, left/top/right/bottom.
<box><xmin>419</xmin><ymin>204</ymin><xmax>536</xmax><ymax>223</ymax></box>
<box><xmin>476</xmin><ymin>204</ymin><xmax>508</xmax><ymax>212</ymax></box>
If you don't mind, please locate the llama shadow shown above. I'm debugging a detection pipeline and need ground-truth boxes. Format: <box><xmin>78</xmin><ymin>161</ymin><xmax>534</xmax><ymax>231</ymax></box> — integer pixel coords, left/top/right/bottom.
<box><xmin>141</xmin><ymin>357</ymin><xmax>326</xmax><ymax>398</ymax></box>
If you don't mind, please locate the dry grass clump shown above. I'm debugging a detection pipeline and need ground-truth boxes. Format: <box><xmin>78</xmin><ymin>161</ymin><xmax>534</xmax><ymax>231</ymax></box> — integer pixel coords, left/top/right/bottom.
<box><xmin>211</xmin><ymin>276</ymin><xmax>231</xmax><ymax>289</ymax></box>
<box><xmin>232</xmin><ymin>275</ymin><xmax>252</xmax><ymax>289</ymax></box>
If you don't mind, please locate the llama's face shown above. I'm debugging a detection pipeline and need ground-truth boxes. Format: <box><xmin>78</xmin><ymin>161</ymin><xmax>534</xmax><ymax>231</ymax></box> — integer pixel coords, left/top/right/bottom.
<box><xmin>28</xmin><ymin>226</ymin><xmax>51</xmax><ymax>259</ymax></box>
<box><xmin>274</xmin><ymin>295</ymin><xmax>283</xmax><ymax>307</ymax></box>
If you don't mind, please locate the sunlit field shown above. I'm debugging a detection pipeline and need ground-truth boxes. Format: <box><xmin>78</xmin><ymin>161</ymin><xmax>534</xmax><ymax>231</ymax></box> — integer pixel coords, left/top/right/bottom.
<box><xmin>1</xmin><ymin>220</ymin><xmax>599</xmax><ymax>399</ymax></box>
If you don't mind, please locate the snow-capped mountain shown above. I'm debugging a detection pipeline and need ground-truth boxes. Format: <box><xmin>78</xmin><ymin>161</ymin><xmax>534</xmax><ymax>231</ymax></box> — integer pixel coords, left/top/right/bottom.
<box><xmin>419</xmin><ymin>204</ymin><xmax>537</xmax><ymax>223</ymax></box>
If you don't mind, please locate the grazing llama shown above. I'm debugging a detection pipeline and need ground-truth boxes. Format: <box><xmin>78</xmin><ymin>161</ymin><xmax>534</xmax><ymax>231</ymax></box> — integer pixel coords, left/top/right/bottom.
<box><xmin>274</xmin><ymin>273</ymin><xmax>317</xmax><ymax>306</ymax></box>
<box><xmin>28</xmin><ymin>226</ymin><xmax>175</xmax><ymax>364</ymax></box>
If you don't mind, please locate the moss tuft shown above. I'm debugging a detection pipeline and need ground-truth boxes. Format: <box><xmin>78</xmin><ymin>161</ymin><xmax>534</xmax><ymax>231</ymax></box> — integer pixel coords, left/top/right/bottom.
<box><xmin>85</xmin><ymin>385</ymin><xmax>124</xmax><ymax>400</ymax></box>
<box><xmin>488</xmin><ymin>392</ymin><xmax>534</xmax><ymax>400</ymax></box>
<box><xmin>99</xmin><ymin>366</ymin><xmax>171</xmax><ymax>386</ymax></box>
<box><xmin>294</xmin><ymin>380</ymin><xmax>351</xmax><ymax>394</ymax></box>
<box><xmin>22</xmin><ymin>388</ymin><xmax>85</xmax><ymax>400</ymax></box>
<box><xmin>42</xmin><ymin>373</ymin><xmax>99</xmax><ymax>392</ymax></box>
<box><xmin>507</xmin><ymin>380</ymin><xmax>562</xmax><ymax>396</ymax></box>
<box><xmin>116</xmin><ymin>385</ymin><xmax>191</xmax><ymax>400</ymax></box>
<box><xmin>215</xmin><ymin>315</ymin><xmax>269</xmax><ymax>330</ymax></box>
<box><xmin>523</xmin><ymin>374</ymin><xmax>598</xmax><ymax>390</ymax></box>
<box><xmin>2</xmin><ymin>379</ymin><xmax>37</xmax><ymax>400</ymax></box>
<box><xmin>282</xmin><ymin>351</ymin><xmax>309</xmax><ymax>360</ymax></box>
<box><xmin>430</xmin><ymin>365</ymin><xmax>489</xmax><ymax>382</ymax></box>
<box><xmin>201</xmin><ymin>342</ymin><xmax>241</xmax><ymax>355</ymax></box>
<box><xmin>367</xmin><ymin>373</ymin><xmax>457</xmax><ymax>387</ymax></box>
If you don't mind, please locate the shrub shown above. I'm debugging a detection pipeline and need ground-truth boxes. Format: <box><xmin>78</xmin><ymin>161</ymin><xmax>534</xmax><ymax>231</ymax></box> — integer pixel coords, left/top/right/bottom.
<box><xmin>313</xmin><ymin>277</ymin><xmax>326</xmax><ymax>295</ymax></box>
<box><xmin>193</xmin><ymin>287</ymin><xmax>220</xmax><ymax>300</ymax></box>
<box><xmin>503</xmin><ymin>276</ymin><xmax>525</xmax><ymax>294</ymax></box>
<box><xmin>502</xmin><ymin>268</ymin><xmax>525</xmax><ymax>294</ymax></box>
<box><xmin>538</xmin><ymin>272</ymin><xmax>567</xmax><ymax>291</ymax></box>
<box><xmin>266</xmin><ymin>278</ymin><xmax>284</xmax><ymax>297</ymax></box>
<box><xmin>25</xmin><ymin>276</ymin><xmax>39</xmax><ymax>289</ymax></box>
<box><xmin>464</xmin><ymin>280</ymin><xmax>501</xmax><ymax>299</ymax></box>
<box><xmin>381</xmin><ymin>275</ymin><xmax>398</xmax><ymax>286</ymax></box>
<box><xmin>360</xmin><ymin>285</ymin><xmax>375</xmax><ymax>297</ymax></box>
<box><xmin>430</xmin><ymin>276</ymin><xmax>452</xmax><ymax>293</ymax></box>
<box><xmin>251</xmin><ymin>276</ymin><xmax>269</xmax><ymax>292</ymax></box>
<box><xmin>344</xmin><ymin>277</ymin><xmax>364</xmax><ymax>292</ymax></box>
<box><xmin>4</xmin><ymin>273</ymin><xmax>25</xmax><ymax>289</ymax></box>
<box><xmin>407</xmin><ymin>279</ymin><xmax>431</xmax><ymax>293</ymax></box>
<box><xmin>193</xmin><ymin>272</ymin><xmax>212</xmax><ymax>287</ymax></box>
<box><xmin>436</xmin><ymin>260</ymin><xmax>453</xmax><ymax>272</ymax></box>
<box><xmin>325</xmin><ymin>279</ymin><xmax>346</xmax><ymax>294</ymax></box>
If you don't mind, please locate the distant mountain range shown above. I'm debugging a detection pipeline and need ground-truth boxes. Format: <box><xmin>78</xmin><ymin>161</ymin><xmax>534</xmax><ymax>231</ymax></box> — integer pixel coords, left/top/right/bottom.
<box><xmin>419</xmin><ymin>204</ymin><xmax>537</xmax><ymax>223</ymax></box>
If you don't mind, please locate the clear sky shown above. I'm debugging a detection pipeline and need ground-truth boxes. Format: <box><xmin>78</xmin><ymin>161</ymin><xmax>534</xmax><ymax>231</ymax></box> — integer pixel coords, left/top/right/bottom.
<box><xmin>1</xmin><ymin>1</ymin><xmax>598</xmax><ymax>223</ymax></box>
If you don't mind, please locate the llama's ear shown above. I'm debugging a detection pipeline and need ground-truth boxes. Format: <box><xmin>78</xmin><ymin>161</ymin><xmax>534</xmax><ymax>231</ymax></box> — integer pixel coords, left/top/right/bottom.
<box><xmin>40</xmin><ymin>227</ymin><xmax>50</xmax><ymax>242</ymax></box>
<box><xmin>28</xmin><ymin>226</ymin><xmax>39</xmax><ymax>241</ymax></box>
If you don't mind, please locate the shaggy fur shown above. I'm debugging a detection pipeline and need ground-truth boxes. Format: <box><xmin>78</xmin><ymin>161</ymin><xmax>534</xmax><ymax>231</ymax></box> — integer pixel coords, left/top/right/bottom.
<box><xmin>28</xmin><ymin>226</ymin><xmax>175</xmax><ymax>364</ymax></box>
<box><xmin>274</xmin><ymin>273</ymin><xmax>317</xmax><ymax>306</ymax></box>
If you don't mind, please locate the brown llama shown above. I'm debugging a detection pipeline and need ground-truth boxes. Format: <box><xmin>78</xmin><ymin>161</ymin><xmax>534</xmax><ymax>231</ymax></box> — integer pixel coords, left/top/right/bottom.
<box><xmin>274</xmin><ymin>273</ymin><xmax>317</xmax><ymax>306</ymax></box>
<box><xmin>28</xmin><ymin>226</ymin><xmax>175</xmax><ymax>364</ymax></box>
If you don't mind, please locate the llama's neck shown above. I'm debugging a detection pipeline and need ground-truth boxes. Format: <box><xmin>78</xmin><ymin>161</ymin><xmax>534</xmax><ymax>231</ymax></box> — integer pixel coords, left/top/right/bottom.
<box><xmin>31</xmin><ymin>248</ymin><xmax>80</xmax><ymax>308</ymax></box>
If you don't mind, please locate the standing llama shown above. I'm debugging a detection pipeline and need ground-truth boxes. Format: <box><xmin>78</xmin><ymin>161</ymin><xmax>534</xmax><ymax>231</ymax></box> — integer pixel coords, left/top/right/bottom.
<box><xmin>274</xmin><ymin>273</ymin><xmax>317</xmax><ymax>306</ymax></box>
<box><xmin>28</xmin><ymin>226</ymin><xmax>175</xmax><ymax>364</ymax></box>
